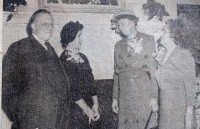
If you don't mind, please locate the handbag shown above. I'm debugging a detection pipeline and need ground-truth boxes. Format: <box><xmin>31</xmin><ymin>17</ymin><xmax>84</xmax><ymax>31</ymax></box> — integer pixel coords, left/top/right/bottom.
<box><xmin>144</xmin><ymin>110</ymin><xmax>159</xmax><ymax>129</ymax></box>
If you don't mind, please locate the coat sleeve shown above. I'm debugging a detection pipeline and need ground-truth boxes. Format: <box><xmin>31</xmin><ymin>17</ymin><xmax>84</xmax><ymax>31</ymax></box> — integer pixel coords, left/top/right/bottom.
<box><xmin>181</xmin><ymin>51</ymin><xmax>196</xmax><ymax>107</ymax></box>
<box><xmin>83</xmin><ymin>55</ymin><xmax>97</xmax><ymax>97</ymax></box>
<box><xmin>71</xmin><ymin>53</ymin><xmax>97</xmax><ymax>101</ymax></box>
<box><xmin>113</xmin><ymin>45</ymin><xmax>119</xmax><ymax>100</ymax></box>
<box><xmin>146</xmin><ymin>36</ymin><xmax>159</xmax><ymax>99</ymax></box>
<box><xmin>2</xmin><ymin>43</ymin><xmax>20</xmax><ymax>121</ymax></box>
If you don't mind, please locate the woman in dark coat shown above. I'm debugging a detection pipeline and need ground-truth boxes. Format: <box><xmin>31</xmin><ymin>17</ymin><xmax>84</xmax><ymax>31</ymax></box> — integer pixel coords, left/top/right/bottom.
<box><xmin>59</xmin><ymin>21</ymin><xmax>100</xmax><ymax>129</ymax></box>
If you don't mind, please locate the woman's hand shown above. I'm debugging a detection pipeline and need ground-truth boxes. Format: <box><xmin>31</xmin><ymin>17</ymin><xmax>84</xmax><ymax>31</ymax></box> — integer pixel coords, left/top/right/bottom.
<box><xmin>149</xmin><ymin>98</ymin><xmax>159</xmax><ymax>112</ymax></box>
<box><xmin>75</xmin><ymin>99</ymin><xmax>95</xmax><ymax>124</ymax></box>
<box><xmin>91</xmin><ymin>95</ymin><xmax>100</xmax><ymax>121</ymax></box>
<box><xmin>149</xmin><ymin>99</ymin><xmax>158</xmax><ymax>122</ymax></box>
<box><xmin>112</xmin><ymin>99</ymin><xmax>119</xmax><ymax>114</ymax></box>
<box><xmin>92</xmin><ymin>103</ymin><xmax>100</xmax><ymax>121</ymax></box>
<box><xmin>186</xmin><ymin>106</ymin><xmax>195</xmax><ymax>129</ymax></box>
<box><xmin>83</xmin><ymin>107</ymin><xmax>95</xmax><ymax>124</ymax></box>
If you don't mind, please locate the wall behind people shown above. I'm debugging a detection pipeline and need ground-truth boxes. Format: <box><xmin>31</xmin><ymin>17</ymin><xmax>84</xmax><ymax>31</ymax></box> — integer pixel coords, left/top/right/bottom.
<box><xmin>3</xmin><ymin>0</ymin><xmax>200</xmax><ymax>80</ymax></box>
<box><xmin>2</xmin><ymin>6</ymin><xmax>121</xmax><ymax>80</ymax></box>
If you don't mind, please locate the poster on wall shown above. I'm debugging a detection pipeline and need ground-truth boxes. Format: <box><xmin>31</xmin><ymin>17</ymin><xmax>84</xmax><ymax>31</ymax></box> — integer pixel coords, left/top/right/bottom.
<box><xmin>46</xmin><ymin>0</ymin><xmax>119</xmax><ymax>5</ymax></box>
<box><xmin>39</xmin><ymin>0</ymin><xmax>124</xmax><ymax>13</ymax></box>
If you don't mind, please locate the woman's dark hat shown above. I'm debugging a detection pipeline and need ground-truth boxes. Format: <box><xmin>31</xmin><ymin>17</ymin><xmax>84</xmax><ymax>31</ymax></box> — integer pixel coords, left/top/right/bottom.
<box><xmin>60</xmin><ymin>21</ymin><xmax>83</xmax><ymax>48</ymax></box>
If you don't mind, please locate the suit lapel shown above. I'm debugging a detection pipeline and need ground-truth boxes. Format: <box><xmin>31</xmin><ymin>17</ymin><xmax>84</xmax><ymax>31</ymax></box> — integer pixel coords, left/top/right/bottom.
<box><xmin>30</xmin><ymin>36</ymin><xmax>70</xmax><ymax>99</ymax></box>
<box><xmin>30</xmin><ymin>36</ymin><xmax>66</xmax><ymax>97</ymax></box>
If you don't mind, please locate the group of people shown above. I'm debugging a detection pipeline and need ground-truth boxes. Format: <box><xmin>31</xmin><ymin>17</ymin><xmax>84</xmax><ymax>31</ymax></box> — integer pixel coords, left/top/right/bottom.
<box><xmin>2</xmin><ymin>1</ymin><xmax>198</xmax><ymax>129</ymax></box>
<box><xmin>2</xmin><ymin>9</ymin><xmax>100</xmax><ymax>129</ymax></box>
<box><xmin>111</xmin><ymin>10</ymin><xmax>197</xmax><ymax>129</ymax></box>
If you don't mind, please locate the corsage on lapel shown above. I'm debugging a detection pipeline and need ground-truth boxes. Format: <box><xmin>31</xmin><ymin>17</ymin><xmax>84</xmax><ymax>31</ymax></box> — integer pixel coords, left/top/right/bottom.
<box><xmin>127</xmin><ymin>37</ymin><xmax>144</xmax><ymax>54</ymax></box>
<box><xmin>65</xmin><ymin>51</ymin><xmax>84</xmax><ymax>63</ymax></box>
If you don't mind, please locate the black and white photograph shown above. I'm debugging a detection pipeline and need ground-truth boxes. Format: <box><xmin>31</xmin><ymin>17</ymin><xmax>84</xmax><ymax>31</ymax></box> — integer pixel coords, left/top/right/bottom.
<box><xmin>1</xmin><ymin>0</ymin><xmax>200</xmax><ymax>129</ymax></box>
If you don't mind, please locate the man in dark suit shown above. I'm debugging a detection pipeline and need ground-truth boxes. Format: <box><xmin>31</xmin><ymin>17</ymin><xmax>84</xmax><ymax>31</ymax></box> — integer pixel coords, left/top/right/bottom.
<box><xmin>2</xmin><ymin>9</ymin><xmax>70</xmax><ymax>129</ymax></box>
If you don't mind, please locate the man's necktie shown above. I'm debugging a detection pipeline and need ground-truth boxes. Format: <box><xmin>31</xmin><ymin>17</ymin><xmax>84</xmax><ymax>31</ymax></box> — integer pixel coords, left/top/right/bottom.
<box><xmin>45</xmin><ymin>41</ymin><xmax>56</xmax><ymax>58</ymax></box>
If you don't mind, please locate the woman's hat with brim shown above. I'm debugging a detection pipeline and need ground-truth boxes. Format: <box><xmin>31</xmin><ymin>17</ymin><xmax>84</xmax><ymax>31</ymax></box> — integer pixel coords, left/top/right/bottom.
<box><xmin>111</xmin><ymin>10</ymin><xmax>137</xmax><ymax>22</ymax></box>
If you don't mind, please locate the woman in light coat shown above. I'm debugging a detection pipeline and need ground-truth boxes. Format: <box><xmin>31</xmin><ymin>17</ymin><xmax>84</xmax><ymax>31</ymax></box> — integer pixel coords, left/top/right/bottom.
<box><xmin>155</xmin><ymin>20</ymin><xmax>196</xmax><ymax>129</ymax></box>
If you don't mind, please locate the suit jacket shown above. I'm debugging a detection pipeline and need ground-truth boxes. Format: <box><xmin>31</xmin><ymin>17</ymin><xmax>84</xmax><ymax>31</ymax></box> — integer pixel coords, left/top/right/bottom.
<box><xmin>2</xmin><ymin>35</ymin><xmax>71</xmax><ymax>129</ymax></box>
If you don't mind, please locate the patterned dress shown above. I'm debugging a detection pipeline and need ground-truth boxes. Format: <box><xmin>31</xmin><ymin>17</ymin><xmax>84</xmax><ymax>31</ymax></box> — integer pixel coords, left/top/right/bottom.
<box><xmin>113</xmin><ymin>32</ymin><xmax>158</xmax><ymax>129</ymax></box>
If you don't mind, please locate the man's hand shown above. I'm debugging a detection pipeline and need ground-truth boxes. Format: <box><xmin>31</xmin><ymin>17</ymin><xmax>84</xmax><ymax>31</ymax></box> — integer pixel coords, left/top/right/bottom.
<box><xmin>112</xmin><ymin>99</ymin><xmax>119</xmax><ymax>114</ymax></box>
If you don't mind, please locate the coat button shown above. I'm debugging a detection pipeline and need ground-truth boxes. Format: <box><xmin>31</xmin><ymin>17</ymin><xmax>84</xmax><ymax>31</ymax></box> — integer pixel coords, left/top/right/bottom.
<box><xmin>127</xmin><ymin>54</ymin><xmax>132</xmax><ymax>57</ymax></box>
<box><xmin>144</xmin><ymin>54</ymin><xmax>148</xmax><ymax>59</ymax></box>
<box><xmin>142</xmin><ymin>64</ymin><xmax>148</xmax><ymax>69</ymax></box>
<box><xmin>124</xmin><ymin>119</ymin><xmax>128</xmax><ymax>124</ymax></box>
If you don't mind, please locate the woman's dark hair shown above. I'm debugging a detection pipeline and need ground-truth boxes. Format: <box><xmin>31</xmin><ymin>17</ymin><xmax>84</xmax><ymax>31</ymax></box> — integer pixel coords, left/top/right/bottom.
<box><xmin>60</xmin><ymin>21</ymin><xmax>83</xmax><ymax>48</ymax></box>
<box><xmin>115</xmin><ymin>14</ymin><xmax>139</xmax><ymax>26</ymax></box>
<box><xmin>162</xmin><ymin>19</ymin><xmax>182</xmax><ymax>46</ymax></box>
<box><xmin>165</xmin><ymin>15</ymin><xmax>198</xmax><ymax>50</ymax></box>
<box><xmin>143</xmin><ymin>0</ymin><xmax>169</xmax><ymax>21</ymax></box>
<box><xmin>26</xmin><ymin>9</ymin><xmax>52</xmax><ymax>36</ymax></box>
